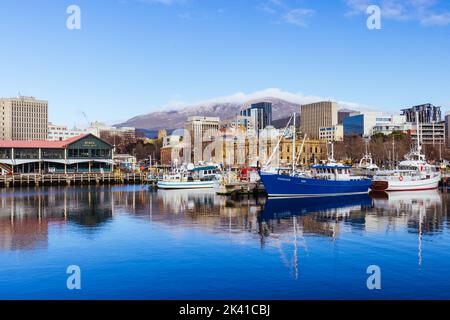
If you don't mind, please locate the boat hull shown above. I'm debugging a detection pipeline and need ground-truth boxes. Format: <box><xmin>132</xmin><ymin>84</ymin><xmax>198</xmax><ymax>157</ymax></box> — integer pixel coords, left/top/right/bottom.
<box><xmin>259</xmin><ymin>172</ymin><xmax>372</xmax><ymax>198</ymax></box>
<box><xmin>157</xmin><ymin>180</ymin><xmax>216</xmax><ymax>190</ymax></box>
<box><xmin>371</xmin><ymin>175</ymin><xmax>440</xmax><ymax>192</ymax></box>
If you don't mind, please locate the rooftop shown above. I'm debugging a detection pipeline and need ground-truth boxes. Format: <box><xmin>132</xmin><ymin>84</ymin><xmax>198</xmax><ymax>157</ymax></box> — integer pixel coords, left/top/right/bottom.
<box><xmin>0</xmin><ymin>134</ymin><xmax>88</xmax><ymax>149</ymax></box>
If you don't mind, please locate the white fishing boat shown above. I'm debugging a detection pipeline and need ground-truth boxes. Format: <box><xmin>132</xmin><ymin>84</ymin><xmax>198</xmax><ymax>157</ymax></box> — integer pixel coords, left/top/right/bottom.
<box><xmin>371</xmin><ymin>112</ymin><xmax>441</xmax><ymax>192</ymax></box>
<box><xmin>157</xmin><ymin>164</ymin><xmax>222</xmax><ymax>190</ymax></box>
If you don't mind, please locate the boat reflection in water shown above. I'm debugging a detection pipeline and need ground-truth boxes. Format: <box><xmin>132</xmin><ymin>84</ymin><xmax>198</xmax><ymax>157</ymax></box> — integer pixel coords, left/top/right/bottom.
<box><xmin>370</xmin><ymin>190</ymin><xmax>444</xmax><ymax>266</ymax></box>
<box><xmin>260</xmin><ymin>194</ymin><xmax>373</xmax><ymax>221</ymax></box>
<box><xmin>1</xmin><ymin>185</ymin><xmax>450</xmax><ymax>299</ymax></box>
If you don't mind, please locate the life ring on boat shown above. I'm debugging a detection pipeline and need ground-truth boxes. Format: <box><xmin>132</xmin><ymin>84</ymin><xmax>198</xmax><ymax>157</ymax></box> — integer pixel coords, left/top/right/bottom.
<box><xmin>399</xmin><ymin>176</ymin><xmax>404</xmax><ymax>181</ymax></box>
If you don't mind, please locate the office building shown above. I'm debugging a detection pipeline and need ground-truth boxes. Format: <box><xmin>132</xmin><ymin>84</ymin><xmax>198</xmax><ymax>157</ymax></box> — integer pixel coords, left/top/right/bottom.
<box><xmin>240</xmin><ymin>102</ymin><xmax>272</xmax><ymax>132</ymax></box>
<box><xmin>343</xmin><ymin>112</ymin><xmax>405</xmax><ymax>137</ymax></box>
<box><xmin>411</xmin><ymin>122</ymin><xmax>446</xmax><ymax>145</ymax></box>
<box><xmin>300</xmin><ymin>101</ymin><xmax>338</xmax><ymax>139</ymax></box>
<box><xmin>402</xmin><ymin>104</ymin><xmax>445</xmax><ymax>145</ymax></box>
<box><xmin>0</xmin><ymin>96</ymin><xmax>48</xmax><ymax>140</ymax></box>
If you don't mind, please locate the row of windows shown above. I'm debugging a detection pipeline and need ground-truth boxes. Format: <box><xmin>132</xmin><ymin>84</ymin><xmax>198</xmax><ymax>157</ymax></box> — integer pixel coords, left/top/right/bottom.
<box><xmin>0</xmin><ymin>148</ymin><xmax>112</xmax><ymax>159</ymax></box>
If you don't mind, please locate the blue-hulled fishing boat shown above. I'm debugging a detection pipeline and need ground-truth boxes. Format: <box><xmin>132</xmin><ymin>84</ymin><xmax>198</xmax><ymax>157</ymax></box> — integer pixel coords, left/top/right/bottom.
<box><xmin>260</xmin><ymin>145</ymin><xmax>372</xmax><ymax>198</ymax></box>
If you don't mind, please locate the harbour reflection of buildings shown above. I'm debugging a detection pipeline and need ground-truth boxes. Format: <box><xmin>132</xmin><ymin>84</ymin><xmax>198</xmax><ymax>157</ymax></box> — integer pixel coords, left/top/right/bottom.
<box><xmin>1</xmin><ymin>186</ymin><xmax>449</xmax><ymax>253</ymax></box>
<box><xmin>0</xmin><ymin>186</ymin><xmax>135</xmax><ymax>251</ymax></box>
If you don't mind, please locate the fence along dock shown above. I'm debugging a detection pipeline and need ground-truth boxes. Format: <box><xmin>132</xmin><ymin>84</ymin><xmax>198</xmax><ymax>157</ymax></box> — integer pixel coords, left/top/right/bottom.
<box><xmin>0</xmin><ymin>172</ymin><xmax>146</xmax><ymax>188</ymax></box>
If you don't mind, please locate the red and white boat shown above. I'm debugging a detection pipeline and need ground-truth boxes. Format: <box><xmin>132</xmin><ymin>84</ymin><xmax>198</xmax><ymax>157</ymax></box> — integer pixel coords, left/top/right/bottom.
<box><xmin>371</xmin><ymin>155</ymin><xmax>441</xmax><ymax>192</ymax></box>
<box><xmin>371</xmin><ymin>113</ymin><xmax>441</xmax><ymax>192</ymax></box>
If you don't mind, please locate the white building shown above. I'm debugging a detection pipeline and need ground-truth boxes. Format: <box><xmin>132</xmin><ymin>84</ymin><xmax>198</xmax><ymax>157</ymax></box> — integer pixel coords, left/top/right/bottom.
<box><xmin>319</xmin><ymin>124</ymin><xmax>344</xmax><ymax>142</ymax></box>
<box><xmin>48</xmin><ymin>123</ymin><xmax>87</xmax><ymax>141</ymax></box>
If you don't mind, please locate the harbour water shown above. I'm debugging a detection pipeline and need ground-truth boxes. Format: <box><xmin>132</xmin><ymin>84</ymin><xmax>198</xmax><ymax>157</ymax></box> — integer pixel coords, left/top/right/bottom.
<box><xmin>1</xmin><ymin>185</ymin><xmax>450</xmax><ymax>300</ymax></box>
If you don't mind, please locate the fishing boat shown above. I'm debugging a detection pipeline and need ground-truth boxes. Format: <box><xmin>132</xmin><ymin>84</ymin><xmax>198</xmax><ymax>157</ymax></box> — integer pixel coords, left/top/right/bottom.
<box><xmin>371</xmin><ymin>112</ymin><xmax>441</xmax><ymax>192</ymax></box>
<box><xmin>371</xmin><ymin>153</ymin><xmax>441</xmax><ymax>192</ymax></box>
<box><xmin>157</xmin><ymin>164</ymin><xmax>222</xmax><ymax>190</ymax></box>
<box><xmin>260</xmin><ymin>142</ymin><xmax>372</xmax><ymax>198</ymax></box>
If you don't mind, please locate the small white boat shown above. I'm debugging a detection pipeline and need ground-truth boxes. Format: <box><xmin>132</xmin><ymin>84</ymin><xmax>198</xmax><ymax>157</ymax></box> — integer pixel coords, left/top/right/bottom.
<box><xmin>157</xmin><ymin>164</ymin><xmax>222</xmax><ymax>190</ymax></box>
<box><xmin>355</xmin><ymin>144</ymin><xmax>379</xmax><ymax>177</ymax></box>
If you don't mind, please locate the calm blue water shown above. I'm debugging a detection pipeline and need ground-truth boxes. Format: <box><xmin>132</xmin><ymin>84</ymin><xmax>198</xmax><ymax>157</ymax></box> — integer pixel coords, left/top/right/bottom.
<box><xmin>0</xmin><ymin>185</ymin><xmax>450</xmax><ymax>300</ymax></box>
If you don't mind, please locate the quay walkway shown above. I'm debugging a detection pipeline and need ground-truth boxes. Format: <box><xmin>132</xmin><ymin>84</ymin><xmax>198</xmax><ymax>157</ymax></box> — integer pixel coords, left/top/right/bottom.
<box><xmin>0</xmin><ymin>172</ymin><xmax>147</xmax><ymax>188</ymax></box>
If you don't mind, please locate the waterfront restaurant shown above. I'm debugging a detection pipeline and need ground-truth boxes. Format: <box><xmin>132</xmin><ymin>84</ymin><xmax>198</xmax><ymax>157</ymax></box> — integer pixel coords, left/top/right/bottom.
<box><xmin>0</xmin><ymin>134</ymin><xmax>114</xmax><ymax>174</ymax></box>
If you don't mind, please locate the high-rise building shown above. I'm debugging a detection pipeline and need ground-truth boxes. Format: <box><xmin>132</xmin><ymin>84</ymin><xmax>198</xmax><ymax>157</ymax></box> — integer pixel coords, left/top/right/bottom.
<box><xmin>240</xmin><ymin>102</ymin><xmax>272</xmax><ymax>132</ymax></box>
<box><xmin>184</xmin><ymin>116</ymin><xmax>220</xmax><ymax>163</ymax></box>
<box><xmin>0</xmin><ymin>96</ymin><xmax>48</xmax><ymax>140</ymax></box>
<box><xmin>300</xmin><ymin>101</ymin><xmax>338</xmax><ymax>139</ymax></box>
<box><xmin>401</xmin><ymin>103</ymin><xmax>442</xmax><ymax>123</ymax></box>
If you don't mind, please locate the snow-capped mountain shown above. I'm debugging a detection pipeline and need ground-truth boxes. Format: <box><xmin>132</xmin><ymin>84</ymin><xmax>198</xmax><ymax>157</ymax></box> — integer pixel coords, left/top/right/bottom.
<box><xmin>116</xmin><ymin>88</ymin><xmax>368</xmax><ymax>130</ymax></box>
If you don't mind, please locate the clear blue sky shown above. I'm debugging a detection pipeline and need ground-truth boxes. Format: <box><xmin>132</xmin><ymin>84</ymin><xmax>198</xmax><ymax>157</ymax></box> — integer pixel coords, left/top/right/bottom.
<box><xmin>0</xmin><ymin>0</ymin><xmax>449</xmax><ymax>126</ymax></box>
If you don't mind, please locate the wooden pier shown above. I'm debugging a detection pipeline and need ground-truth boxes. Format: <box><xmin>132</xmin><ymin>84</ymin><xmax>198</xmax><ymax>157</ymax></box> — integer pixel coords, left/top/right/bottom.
<box><xmin>0</xmin><ymin>172</ymin><xmax>147</xmax><ymax>188</ymax></box>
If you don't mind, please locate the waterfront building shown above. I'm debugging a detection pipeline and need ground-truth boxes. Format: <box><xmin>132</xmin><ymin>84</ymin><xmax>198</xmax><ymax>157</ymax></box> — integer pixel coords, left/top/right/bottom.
<box><xmin>185</xmin><ymin>116</ymin><xmax>220</xmax><ymax>164</ymax></box>
<box><xmin>48</xmin><ymin>123</ymin><xmax>86</xmax><ymax>141</ymax></box>
<box><xmin>402</xmin><ymin>103</ymin><xmax>442</xmax><ymax>123</ymax></box>
<box><xmin>300</xmin><ymin>101</ymin><xmax>338</xmax><ymax>139</ymax></box>
<box><xmin>319</xmin><ymin>125</ymin><xmax>344</xmax><ymax>142</ymax></box>
<box><xmin>0</xmin><ymin>134</ymin><xmax>113</xmax><ymax>174</ymax></box>
<box><xmin>0</xmin><ymin>96</ymin><xmax>48</xmax><ymax>140</ymax></box>
<box><xmin>240</xmin><ymin>102</ymin><xmax>272</xmax><ymax>132</ymax></box>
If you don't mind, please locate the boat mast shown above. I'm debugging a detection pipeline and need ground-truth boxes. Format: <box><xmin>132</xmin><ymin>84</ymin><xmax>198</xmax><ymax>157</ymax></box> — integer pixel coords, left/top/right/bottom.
<box><xmin>295</xmin><ymin>134</ymin><xmax>307</xmax><ymax>166</ymax></box>
<box><xmin>416</xmin><ymin>111</ymin><xmax>422</xmax><ymax>157</ymax></box>
<box><xmin>264</xmin><ymin>114</ymin><xmax>294</xmax><ymax>168</ymax></box>
<box><xmin>292</xmin><ymin>112</ymin><xmax>296</xmax><ymax>172</ymax></box>
<box><xmin>392</xmin><ymin>135</ymin><xmax>395</xmax><ymax>168</ymax></box>
<box><xmin>330</xmin><ymin>142</ymin><xmax>335</xmax><ymax>161</ymax></box>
